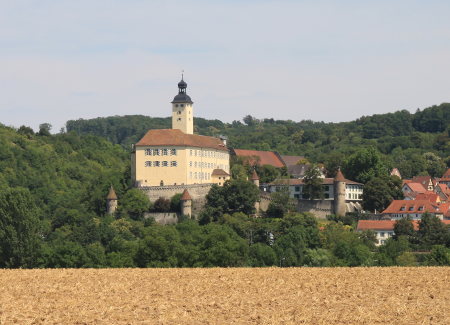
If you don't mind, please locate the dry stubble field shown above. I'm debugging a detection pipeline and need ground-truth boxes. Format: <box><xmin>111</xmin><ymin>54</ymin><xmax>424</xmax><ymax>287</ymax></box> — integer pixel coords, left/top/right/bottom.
<box><xmin>0</xmin><ymin>267</ymin><xmax>449</xmax><ymax>324</ymax></box>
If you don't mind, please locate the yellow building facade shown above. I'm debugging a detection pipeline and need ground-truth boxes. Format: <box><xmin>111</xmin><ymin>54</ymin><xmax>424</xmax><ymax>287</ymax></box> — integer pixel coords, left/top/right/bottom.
<box><xmin>132</xmin><ymin>78</ymin><xmax>230</xmax><ymax>187</ymax></box>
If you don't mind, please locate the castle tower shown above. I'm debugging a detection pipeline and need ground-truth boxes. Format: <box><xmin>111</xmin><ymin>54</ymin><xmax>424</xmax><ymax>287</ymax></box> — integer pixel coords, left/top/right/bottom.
<box><xmin>334</xmin><ymin>169</ymin><xmax>346</xmax><ymax>216</ymax></box>
<box><xmin>180</xmin><ymin>189</ymin><xmax>192</xmax><ymax>217</ymax></box>
<box><xmin>251</xmin><ymin>169</ymin><xmax>260</xmax><ymax>212</ymax></box>
<box><xmin>251</xmin><ymin>169</ymin><xmax>260</xmax><ymax>187</ymax></box>
<box><xmin>171</xmin><ymin>75</ymin><xmax>194</xmax><ymax>134</ymax></box>
<box><xmin>106</xmin><ymin>185</ymin><xmax>118</xmax><ymax>215</ymax></box>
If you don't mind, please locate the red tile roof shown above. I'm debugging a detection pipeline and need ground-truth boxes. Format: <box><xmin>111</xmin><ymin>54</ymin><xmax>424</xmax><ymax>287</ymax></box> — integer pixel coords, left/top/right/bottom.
<box><xmin>411</xmin><ymin>176</ymin><xmax>433</xmax><ymax>188</ymax></box>
<box><xmin>211</xmin><ymin>169</ymin><xmax>230</xmax><ymax>176</ymax></box>
<box><xmin>106</xmin><ymin>186</ymin><xmax>118</xmax><ymax>200</ymax></box>
<box><xmin>251</xmin><ymin>170</ymin><xmax>259</xmax><ymax>180</ymax></box>
<box><xmin>335</xmin><ymin>169</ymin><xmax>346</xmax><ymax>182</ymax></box>
<box><xmin>442</xmin><ymin>168</ymin><xmax>450</xmax><ymax>180</ymax></box>
<box><xmin>136</xmin><ymin>129</ymin><xmax>228</xmax><ymax>151</ymax></box>
<box><xmin>180</xmin><ymin>189</ymin><xmax>192</xmax><ymax>201</ymax></box>
<box><xmin>403</xmin><ymin>182</ymin><xmax>427</xmax><ymax>193</ymax></box>
<box><xmin>382</xmin><ymin>200</ymin><xmax>447</xmax><ymax>215</ymax></box>
<box><xmin>415</xmin><ymin>193</ymin><xmax>440</xmax><ymax>203</ymax></box>
<box><xmin>233</xmin><ymin>149</ymin><xmax>285</xmax><ymax>168</ymax></box>
<box><xmin>280</xmin><ymin>155</ymin><xmax>305</xmax><ymax>167</ymax></box>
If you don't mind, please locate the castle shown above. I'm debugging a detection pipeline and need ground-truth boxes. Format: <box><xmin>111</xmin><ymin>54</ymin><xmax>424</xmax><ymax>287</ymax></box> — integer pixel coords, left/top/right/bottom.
<box><xmin>130</xmin><ymin>77</ymin><xmax>230</xmax><ymax>216</ymax></box>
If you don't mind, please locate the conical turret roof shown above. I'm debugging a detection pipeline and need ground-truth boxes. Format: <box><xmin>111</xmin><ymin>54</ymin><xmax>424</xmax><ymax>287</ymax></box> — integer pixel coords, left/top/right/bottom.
<box><xmin>180</xmin><ymin>189</ymin><xmax>192</xmax><ymax>201</ymax></box>
<box><xmin>335</xmin><ymin>168</ymin><xmax>346</xmax><ymax>182</ymax></box>
<box><xmin>251</xmin><ymin>169</ymin><xmax>259</xmax><ymax>180</ymax></box>
<box><xmin>107</xmin><ymin>186</ymin><xmax>118</xmax><ymax>200</ymax></box>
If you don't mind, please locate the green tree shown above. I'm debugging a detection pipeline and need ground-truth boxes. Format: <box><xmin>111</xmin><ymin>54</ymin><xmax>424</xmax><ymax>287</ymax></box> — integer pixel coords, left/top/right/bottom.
<box><xmin>362</xmin><ymin>176</ymin><xmax>403</xmax><ymax>212</ymax></box>
<box><xmin>0</xmin><ymin>187</ymin><xmax>41</xmax><ymax>268</ymax></box>
<box><xmin>416</xmin><ymin>213</ymin><xmax>449</xmax><ymax>249</ymax></box>
<box><xmin>393</xmin><ymin>217</ymin><xmax>415</xmax><ymax>240</ymax></box>
<box><xmin>343</xmin><ymin>147</ymin><xmax>388</xmax><ymax>183</ymax></box>
<box><xmin>119</xmin><ymin>189</ymin><xmax>151</xmax><ymax>220</ymax></box>
<box><xmin>302</xmin><ymin>164</ymin><xmax>324</xmax><ymax>200</ymax></box>
<box><xmin>153</xmin><ymin>197</ymin><xmax>171</xmax><ymax>212</ymax></box>
<box><xmin>427</xmin><ymin>245</ymin><xmax>450</xmax><ymax>266</ymax></box>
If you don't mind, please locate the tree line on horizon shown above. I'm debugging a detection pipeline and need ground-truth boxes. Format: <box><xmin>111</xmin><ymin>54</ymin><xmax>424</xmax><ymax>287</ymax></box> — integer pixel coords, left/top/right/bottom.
<box><xmin>0</xmin><ymin>103</ymin><xmax>449</xmax><ymax>268</ymax></box>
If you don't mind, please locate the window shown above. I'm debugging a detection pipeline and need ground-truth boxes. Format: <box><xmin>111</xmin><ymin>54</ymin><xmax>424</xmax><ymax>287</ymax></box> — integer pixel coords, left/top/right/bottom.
<box><xmin>145</xmin><ymin>161</ymin><xmax>152</xmax><ymax>167</ymax></box>
<box><xmin>145</xmin><ymin>149</ymin><xmax>152</xmax><ymax>156</ymax></box>
<box><xmin>324</xmin><ymin>193</ymin><xmax>329</xmax><ymax>199</ymax></box>
<box><xmin>177</xmin><ymin>118</ymin><xmax>181</xmax><ymax>121</ymax></box>
<box><xmin>162</xmin><ymin>149</ymin><xmax>168</xmax><ymax>156</ymax></box>
<box><xmin>171</xmin><ymin>149</ymin><xmax>177</xmax><ymax>156</ymax></box>
<box><xmin>178</xmin><ymin>111</ymin><xmax>181</xmax><ymax>114</ymax></box>
<box><xmin>295</xmin><ymin>186</ymin><xmax>300</xmax><ymax>192</ymax></box>
<box><xmin>324</xmin><ymin>185</ymin><xmax>329</xmax><ymax>191</ymax></box>
<box><xmin>189</xmin><ymin>161</ymin><xmax>192</xmax><ymax>167</ymax></box>
<box><xmin>400</xmin><ymin>206</ymin><xmax>406</xmax><ymax>211</ymax></box>
<box><xmin>418</xmin><ymin>206</ymin><xmax>424</xmax><ymax>211</ymax></box>
<box><xmin>154</xmin><ymin>149</ymin><xmax>160</xmax><ymax>156</ymax></box>
<box><xmin>380</xmin><ymin>232</ymin><xmax>385</xmax><ymax>237</ymax></box>
<box><xmin>180</xmin><ymin>104</ymin><xmax>184</xmax><ymax>107</ymax></box>
<box><xmin>195</xmin><ymin>162</ymin><xmax>197</xmax><ymax>168</ymax></box>
<box><xmin>154</xmin><ymin>161</ymin><xmax>160</xmax><ymax>167</ymax></box>
<box><xmin>409</xmin><ymin>206</ymin><xmax>414</xmax><ymax>211</ymax></box>
<box><xmin>190</xmin><ymin>150</ymin><xmax>193</xmax><ymax>156</ymax></box>
<box><xmin>171</xmin><ymin>161</ymin><xmax>177</xmax><ymax>167</ymax></box>
<box><xmin>175</xmin><ymin>104</ymin><xmax>178</xmax><ymax>107</ymax></box>
<box><xmin>162</xmin><ymin>161</ymin><xmax>168</xmax><ymax>167</ymax></box>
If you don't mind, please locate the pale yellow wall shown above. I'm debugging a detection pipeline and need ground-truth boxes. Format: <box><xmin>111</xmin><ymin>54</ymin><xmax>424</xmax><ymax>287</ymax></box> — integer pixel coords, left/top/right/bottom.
<box><xmin>135</xmin><ymin>145</ymin><xmax>229</xmax><ymax>187</ymax></box>
<box><xmin>172</xmin><ymin>103</ymin><xmax>193</xmax><ymax>134</ymax></box>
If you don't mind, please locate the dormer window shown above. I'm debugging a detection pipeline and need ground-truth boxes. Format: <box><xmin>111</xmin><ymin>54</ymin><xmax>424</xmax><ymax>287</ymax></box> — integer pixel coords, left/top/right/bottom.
<box><xmin>418</xmin><ymin>206</ymin><xmax>424</xmax><ymax>211</ymax></box>
<box><xmin>400</xmin><ymin>206</ymin><xmax>406</xmax><ymax>211</ymax></box>
<box><xmin>408</xmin><ymin>206</ymin><xmax>414</xmax><ymax>211</ymax></box>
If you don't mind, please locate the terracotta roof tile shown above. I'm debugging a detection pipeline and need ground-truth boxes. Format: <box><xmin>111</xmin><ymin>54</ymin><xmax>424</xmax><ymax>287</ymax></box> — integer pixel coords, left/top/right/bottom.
<box><xmin>335</xmin><ymin>169</ymin><xmax>346</xmax><ymax>182</ymax></box>
<box><xmin>442</xmin><ymin>168</ymin><xmax>450</xmax><ymax>180</ymax></box>
<box><xmin>382</xmin><ymin>200</ymin><xmax>447</xmax><ymax>215</ymax></box>
<box><xmin>415</xmin><ymin>193</ymin><xmax>440</xmax><ymax>203</ymax></box>
<box><xmin>233</xmin><ymin>149</ymin><xmax>285</xmax><ymax>168</ymax></box>
<box><xmin>251</xmin><ymin>170</ymin><xmax>259</xmax><ymax>180</ymax></box>
<box><xmin>212</xmin><ymin>169</ymin><xmax>230</xmax><ymax>176</ymax></box>
<box><xmin>404</xmin><ymin>182</ymin><xmax>427</xmax><ymax>193</ymax></box>
<box><xmin>280</xmin><ymin>155</ymin><xmax>305</xmax><ymax>167</ymax></box>
<box><xmin>107</xmin><ymin>186</ymin><xmax>118</xmax><ymax>200</ymax></box>
<box><xmin>180</xmin><ymin>189</ymin><xmax>192</xmax><ymax>201</ymax></box>
<box><xmin>136</xmin><ymin>129</ymin><xmax>228</xmax><ymax>151</ymax></box>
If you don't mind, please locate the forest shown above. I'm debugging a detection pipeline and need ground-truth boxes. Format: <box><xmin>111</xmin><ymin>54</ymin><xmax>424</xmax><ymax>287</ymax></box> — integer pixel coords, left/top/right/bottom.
<box><xmin>0</xmin><ymin>103</ymin><xmax>449</xmax><ymax>268</ymax></box>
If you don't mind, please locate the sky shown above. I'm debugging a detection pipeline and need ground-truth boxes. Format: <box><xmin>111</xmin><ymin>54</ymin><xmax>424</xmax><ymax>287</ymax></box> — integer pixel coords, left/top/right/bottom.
<box><xmin>1</xmin><ymin>0</ymin><xmax>450</xmax><ymax>132</ymax></box>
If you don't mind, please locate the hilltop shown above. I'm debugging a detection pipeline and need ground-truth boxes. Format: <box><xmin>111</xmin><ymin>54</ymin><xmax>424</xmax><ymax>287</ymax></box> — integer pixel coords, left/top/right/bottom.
<box><xmin>66</xmin><ymin>103</ymin><xmax>450</xmax><ymax>178</ymax></box>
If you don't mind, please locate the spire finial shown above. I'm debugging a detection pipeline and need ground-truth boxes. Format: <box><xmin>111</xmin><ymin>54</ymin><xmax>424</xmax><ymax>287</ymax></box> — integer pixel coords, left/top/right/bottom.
<box><xmin>181</xmin><ymin>69</ymin><xmax>184</xmax><ymax>80</ymax></box>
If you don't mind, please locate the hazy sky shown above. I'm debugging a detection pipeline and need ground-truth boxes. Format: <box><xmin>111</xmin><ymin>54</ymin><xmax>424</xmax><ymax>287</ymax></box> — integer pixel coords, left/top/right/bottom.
<box><xmin>1</xmin><ymin>0</ymin><xmax>450</xmax><ymax>131</ymax></box>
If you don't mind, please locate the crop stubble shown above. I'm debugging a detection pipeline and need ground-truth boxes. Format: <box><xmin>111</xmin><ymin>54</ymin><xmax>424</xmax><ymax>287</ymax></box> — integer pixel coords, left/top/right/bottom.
<box><xmin>0</xmin><ymin>267</ymin><xmax>448</xmax><ymax>324</ymax></box>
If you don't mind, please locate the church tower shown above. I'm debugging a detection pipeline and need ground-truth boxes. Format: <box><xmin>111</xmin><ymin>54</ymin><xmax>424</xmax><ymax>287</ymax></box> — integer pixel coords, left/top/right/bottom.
<box><xmin>171</xmin><ymin>75</ymin><xmax>194</xmax><ymax>134</ymax></box>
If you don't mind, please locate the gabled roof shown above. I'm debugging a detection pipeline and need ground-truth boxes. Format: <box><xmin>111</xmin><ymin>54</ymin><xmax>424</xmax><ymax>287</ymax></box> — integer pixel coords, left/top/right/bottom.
<box><xmin>180</xmin><ymin>189</ymin><xmax>192</xmax><ymax>201</ymax></box>
<box><xmin>136</xmin><ymin>129</ymin><xmax>228</xmax><ymax>151</ymax></box>
<box><xmin>415</xmin><ymin>193</ymin><xmax>440</xmax><ymax>203</ymax></box>
<box><xmin>411</xmin><ymin>176</ymin><xmax>433</xmax><ymax>187</ymax></box>
<box><xmin>403</xmin><ymin>182</ymin><xmax>427</xmax><ymax>193</ymax></box>
<box><xmin>107</xmin><ymin>186</ymin><xmax>118</xmax><ymax>200</ymax></box>
<box><xmin>280</xmin><ymin>155</ymin><xmax>305</xmax><ymax>167</ymax></box>
<box><xmin>390</xmin><ymin>168</ymin><xmax>402</xmax><ymax>178</ymax></box>
<box><xmin>211</xmin><ymin>169</ymin><xmax>230</xmax><ymax>176</ymax></box>
<box><xmin>233</xmin><ymin>149</ymin><xmax>285</xmax><ymax>168</ymax></box>
<box><xmin>382</xmin><ymin>200</ymin><xmax>447</xmax><ymax>215</ymax></box>
<box><xmin>441</xmin><ymin>168</ymin><xmax>450</xmax><ymax>180</ymax></box>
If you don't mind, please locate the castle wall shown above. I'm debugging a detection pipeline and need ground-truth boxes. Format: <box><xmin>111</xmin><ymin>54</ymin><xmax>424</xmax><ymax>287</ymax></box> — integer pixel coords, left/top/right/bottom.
<box><xmin>138</xmin><ymin>183</ymin><xmax>212</xmax><ymax>216</ymax></box>
<box><xmin>144</xmin><ymin>212</ymin><xmax>178</xmax><ymax>225</ymax></box>
<box><xmin>297</xmin><ymin>199</ymin><xmax>334</xmax><ymax>219</ymax></box>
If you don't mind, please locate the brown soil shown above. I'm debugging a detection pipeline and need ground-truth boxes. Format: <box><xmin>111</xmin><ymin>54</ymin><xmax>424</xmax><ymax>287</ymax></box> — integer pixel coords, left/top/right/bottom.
<box><xmin>0</xmin><ymin>267</ymin><xmax>449</xmax><ymax>324</ymax></box>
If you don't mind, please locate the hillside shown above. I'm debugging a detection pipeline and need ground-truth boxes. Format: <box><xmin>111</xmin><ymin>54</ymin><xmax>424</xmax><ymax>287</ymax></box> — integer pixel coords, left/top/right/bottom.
<box><xmin>66</xmin><ymin>103</ymin><xmax>450</xmax><ymax>178</ymax></box>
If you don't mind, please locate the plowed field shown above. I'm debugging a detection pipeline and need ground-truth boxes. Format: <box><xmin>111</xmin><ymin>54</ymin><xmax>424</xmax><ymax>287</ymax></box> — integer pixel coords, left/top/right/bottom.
<box><xmin>0</xmin><ymin>267</ymin><xmax>449</xmax><ymax>324</ymax></box>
